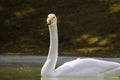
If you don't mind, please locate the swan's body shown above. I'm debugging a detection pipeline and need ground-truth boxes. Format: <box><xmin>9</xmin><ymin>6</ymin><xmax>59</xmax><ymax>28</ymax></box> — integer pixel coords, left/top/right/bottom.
<box><xmin>41</xmin><ymin>13</ymin><xmax>120</xmax><ymax>77</ymax></box>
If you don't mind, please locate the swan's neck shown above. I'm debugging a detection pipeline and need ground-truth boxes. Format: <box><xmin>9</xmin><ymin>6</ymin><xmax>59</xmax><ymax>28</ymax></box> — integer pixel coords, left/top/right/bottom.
<box><xmin>41</xmin><ymin>24</ymin><xmax>58</xmax><ymax>76</ymax></box>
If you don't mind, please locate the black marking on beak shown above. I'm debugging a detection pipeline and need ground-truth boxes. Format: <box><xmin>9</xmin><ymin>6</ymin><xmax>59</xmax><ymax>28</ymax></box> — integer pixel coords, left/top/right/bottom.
<box><xmin>47</xmin><ymin>21</ymin><xmax>51</xmax><ymax>25</ymax></box>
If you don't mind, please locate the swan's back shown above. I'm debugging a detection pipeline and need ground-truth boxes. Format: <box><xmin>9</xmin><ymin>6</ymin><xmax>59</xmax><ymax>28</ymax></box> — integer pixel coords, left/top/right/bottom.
<box><xmin>55</xmin><ymin>58</ymin><xmax>120</xmax><ymax>76</ymax></box>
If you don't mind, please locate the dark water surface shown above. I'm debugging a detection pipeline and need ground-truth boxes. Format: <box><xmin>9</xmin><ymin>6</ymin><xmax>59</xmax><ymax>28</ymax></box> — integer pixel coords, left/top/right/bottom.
<box><xmin>0</xmin><ymin>56</ymin><xmax>120</xmax><ymax>80</ymax></box>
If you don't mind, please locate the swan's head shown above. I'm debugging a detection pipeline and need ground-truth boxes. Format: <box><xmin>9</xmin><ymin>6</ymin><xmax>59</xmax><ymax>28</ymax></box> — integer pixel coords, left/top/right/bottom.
<box><xmin>47</xmin><ymin>13</ymin><xmax>57</xmax><ymax>26</ymax></box>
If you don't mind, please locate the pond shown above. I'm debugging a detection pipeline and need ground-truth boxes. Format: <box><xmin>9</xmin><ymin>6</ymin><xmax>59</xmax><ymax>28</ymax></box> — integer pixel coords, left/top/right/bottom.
<box><xmin>0</xmin><ymin>56</ymin><xmax>120</xmax><ymax>80</ymax></box>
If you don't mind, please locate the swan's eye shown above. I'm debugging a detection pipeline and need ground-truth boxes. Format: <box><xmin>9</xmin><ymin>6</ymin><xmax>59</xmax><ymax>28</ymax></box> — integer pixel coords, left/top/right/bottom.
<box><xmin>53</xmin><ymin>17</ymin><xmax>55</xmax><ymax>19</ymax></box>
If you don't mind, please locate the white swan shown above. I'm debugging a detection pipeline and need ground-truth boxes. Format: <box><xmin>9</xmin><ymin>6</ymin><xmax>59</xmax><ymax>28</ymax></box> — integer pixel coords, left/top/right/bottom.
<box><xmin>41</xmin><ymin>13</ymin><xmax>120</xmax><ymax>77</ymax></box>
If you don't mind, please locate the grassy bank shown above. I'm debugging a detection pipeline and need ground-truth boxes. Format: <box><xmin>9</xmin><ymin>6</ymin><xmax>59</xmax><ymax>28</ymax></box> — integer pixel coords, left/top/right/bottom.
<box><xmin>0</xmin><ymin>0</ymin><xmax>120</xmax><ymax>57</ymax></box>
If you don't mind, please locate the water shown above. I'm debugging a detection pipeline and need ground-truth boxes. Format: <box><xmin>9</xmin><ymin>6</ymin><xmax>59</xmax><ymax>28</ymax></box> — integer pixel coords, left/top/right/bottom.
<box><xmin>41</xmin><ymin>77</ymin><xmax>120</xmax><ymax>80</ymax></box>
<box><xmin>0</xmin><ymin>56</ymin><xmax>120</xmax><ymax>80</ymax></box>
<box><xmin>0</xmin><ymin>65</ymin><xmax>41</xmax><ymax>80</ymax></box>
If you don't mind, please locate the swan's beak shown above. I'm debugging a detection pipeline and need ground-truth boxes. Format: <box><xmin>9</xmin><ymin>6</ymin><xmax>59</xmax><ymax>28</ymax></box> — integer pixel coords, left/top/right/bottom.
<box><xmin>47</xmin><ymin>17</ymin><xmax>53</xmax><ymax>25</ymax></box>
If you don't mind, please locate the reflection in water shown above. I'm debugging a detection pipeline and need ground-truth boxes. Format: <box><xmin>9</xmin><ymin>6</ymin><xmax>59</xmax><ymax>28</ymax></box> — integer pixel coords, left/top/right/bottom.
<box><xmin>41</xmin><ymin>77</ymin><xmax>120</xmax><ymax>80</ymax></box>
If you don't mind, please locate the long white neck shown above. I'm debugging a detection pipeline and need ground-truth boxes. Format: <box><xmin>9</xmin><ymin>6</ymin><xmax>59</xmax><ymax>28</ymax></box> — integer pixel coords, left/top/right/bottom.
<box><xmin>41</xmin><ymin>24</ymin><xmax>58</xmax><ymax>76</ymax></box>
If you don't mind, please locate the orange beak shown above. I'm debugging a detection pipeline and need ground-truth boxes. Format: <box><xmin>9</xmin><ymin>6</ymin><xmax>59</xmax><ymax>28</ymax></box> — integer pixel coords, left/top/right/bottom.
<box><xmin>47</xmin><ymin>17</ymin><xmax>53</xmax><ymax>25</ymax></box>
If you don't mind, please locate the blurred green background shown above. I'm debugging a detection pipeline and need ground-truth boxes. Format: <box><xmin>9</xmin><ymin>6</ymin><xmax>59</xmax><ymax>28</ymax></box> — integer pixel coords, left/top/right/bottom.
<box><xmin>0</xmin><ymin>0</ymin><xmax>120</xmax><ymax>57</ymax></box>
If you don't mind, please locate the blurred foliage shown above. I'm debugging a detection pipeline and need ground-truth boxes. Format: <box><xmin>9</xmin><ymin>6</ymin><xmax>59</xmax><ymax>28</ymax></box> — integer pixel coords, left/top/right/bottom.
<box><xmin>0</xmin><ymin>0</ymin><xmax>120</xmax><ymax>57</ymax></box>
